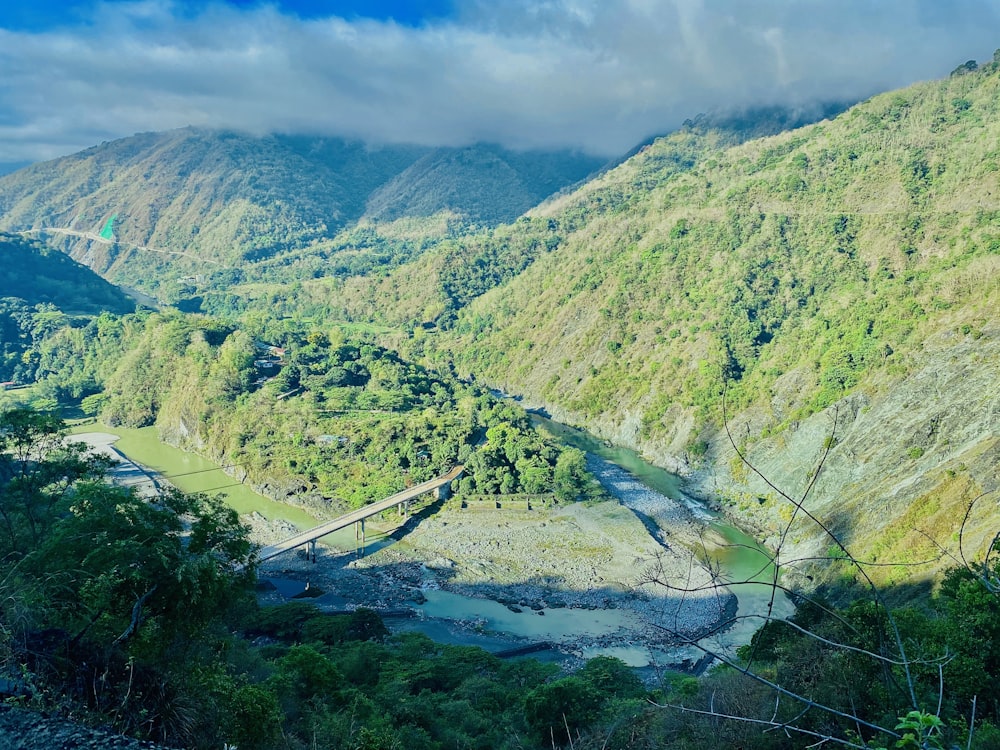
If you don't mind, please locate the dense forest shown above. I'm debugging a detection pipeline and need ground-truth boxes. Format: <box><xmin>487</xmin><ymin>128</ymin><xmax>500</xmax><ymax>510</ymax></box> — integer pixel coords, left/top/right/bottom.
<box><xmin>17</xmin><ymin>309</ymin><xmax>592</xmax><ymax>511</ymax></box>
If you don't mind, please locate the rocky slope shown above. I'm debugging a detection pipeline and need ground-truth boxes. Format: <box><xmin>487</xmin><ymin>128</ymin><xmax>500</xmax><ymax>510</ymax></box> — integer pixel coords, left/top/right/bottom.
<box><xmin>696</xmin><ymin>320</ymin><xmax>1000</xmax><ymax>585</ymax></box>
<box><xmin>0</xmin><ymin>706</ymin><xmax>171</xmax><ymax>750</ymax></box>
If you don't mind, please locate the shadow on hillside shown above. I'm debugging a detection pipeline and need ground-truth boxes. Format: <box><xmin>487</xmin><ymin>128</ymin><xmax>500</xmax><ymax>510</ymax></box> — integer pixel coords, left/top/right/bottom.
<box><xmin>802</xmin><ymin>505</ymin><xmax>948</xmax><ymax>609</ymax></box>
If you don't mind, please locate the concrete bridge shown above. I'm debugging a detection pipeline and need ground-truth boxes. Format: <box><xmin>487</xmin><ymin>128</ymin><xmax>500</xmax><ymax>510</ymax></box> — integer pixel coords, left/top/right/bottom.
<box><xmin>256</xmin><ymin>465</ymin><xmax>464</xmax><ymax>564</ymax></box>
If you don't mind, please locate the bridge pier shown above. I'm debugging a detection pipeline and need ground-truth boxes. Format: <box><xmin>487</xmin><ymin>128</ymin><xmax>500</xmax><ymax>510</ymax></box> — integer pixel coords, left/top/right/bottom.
<box><xmin>253</xmin><ymin>465</ymin><xmax>463</xmax><ymax>568</ymax></box>
<box><xmin>355</xmin><ymin>518</ymin><xmax>367</xmax><ymax>556</ymax></box>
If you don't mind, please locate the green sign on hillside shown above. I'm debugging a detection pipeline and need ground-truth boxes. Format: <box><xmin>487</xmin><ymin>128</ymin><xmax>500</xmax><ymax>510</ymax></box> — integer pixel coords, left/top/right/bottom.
<box><xmin>99</xmin><ymin>213</ymin><xmax>117</xmax><ymax>241</ymax></box>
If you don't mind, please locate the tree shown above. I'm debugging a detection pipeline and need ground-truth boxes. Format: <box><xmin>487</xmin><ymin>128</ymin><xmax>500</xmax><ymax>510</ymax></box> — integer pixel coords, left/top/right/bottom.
<box><xmin>208</xmin><ymin>329</ymin><xmax>256</xmax><ymax>403</ymax></box>
<box><xmin>524</xmin><ymin>676</ymin><xmax>604</xmax><ymax>746</ymax></box>
<box><xmin>0</xmin><ymin>408</ymin><xmax>111</xmax><ymax>554</ymax></box>
<box><xmin>30</xmin><ymin>483</ymin><xmax>256</xmax><ymax>653</ymax></box>
<box><xmin>553</xmin><ymin>447</ymin><xmax>588</xmax><ymax>502</ymax></box>
<box><xmin>0</xmin><ymin>407</ymin><xmax>256</xmax><ymax>744</ymax></box>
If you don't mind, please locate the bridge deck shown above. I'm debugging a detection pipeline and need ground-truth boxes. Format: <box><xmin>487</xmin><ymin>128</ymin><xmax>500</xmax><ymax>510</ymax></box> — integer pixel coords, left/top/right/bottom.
<box><xmin>256</xmin><ymin>465</ymin><xmax>463</xmax><ymax>563</ymax></box>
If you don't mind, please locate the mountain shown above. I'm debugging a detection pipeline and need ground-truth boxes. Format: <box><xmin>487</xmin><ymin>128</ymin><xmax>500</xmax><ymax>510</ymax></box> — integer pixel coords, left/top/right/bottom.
<box><xmin>331</xmin><ymin>56</ymin><xmax>1000</xmax><ymax>578</ymax></box>
<box><xmin>0</xmin><ymin>129</ymin><xmax>602</xmax><ymax>297</ymax></box>
<box><xmin>363</xmin><ymin>144</ymin><xmax>605</xmax><ymax>226</ymax></box>
<box><xmin>0</xmin><ymin>232</ymin><xmax>135</xmax><ymax>385</ymax></box>
<box><xmin>0</xmin><ymin>232</ymin><xmax>134</xmax><ymax>315</ymax></box>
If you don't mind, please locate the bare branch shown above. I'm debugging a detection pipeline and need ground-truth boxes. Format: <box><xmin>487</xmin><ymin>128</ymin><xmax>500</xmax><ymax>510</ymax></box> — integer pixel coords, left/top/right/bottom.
<box><xmin>658</xmin><ymin>627</ymin><xmax>901</xmax><ymax>740</ymax></box>
<box><xmin>649</xmin><ymin>700</ymin><xmax>891</xmax><ymax>750</ymax></box>
<box><xmin>967</xmin><ymin>696</ymin><xmax>977</xmax><ymax>750</ymax></box>
<box><xmin>113</xmin><ymin>585</ymin><xmax>158</xmax><ymax>646</ymax></box>
<box><xmin>719</xmin><ymin>382</ymin><xmax>920</xmax><ymax>708</ymax></box>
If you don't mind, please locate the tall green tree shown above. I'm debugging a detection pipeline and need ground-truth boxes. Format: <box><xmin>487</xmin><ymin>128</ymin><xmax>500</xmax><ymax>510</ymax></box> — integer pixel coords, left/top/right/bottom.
<box><xmin>0</xmin><ymin>408</ymin><xmax>111</xmax><ymax>554</ymax></box>
<box><xmin>0</xmin><ymin>407</ymin><xmax>256</xmax><ymax>745</ymax></box>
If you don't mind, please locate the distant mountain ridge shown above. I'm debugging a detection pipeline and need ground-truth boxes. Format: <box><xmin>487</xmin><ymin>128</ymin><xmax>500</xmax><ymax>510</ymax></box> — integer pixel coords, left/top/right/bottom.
<box><xmin>364</xmin><ymin>144</ymin><xmax>606</xmax><ymax>226</ymax></box>
<box><xmin>0</xmin><ymin>128</ymin><xmax>603</xmax><ymax>292</ymax></box>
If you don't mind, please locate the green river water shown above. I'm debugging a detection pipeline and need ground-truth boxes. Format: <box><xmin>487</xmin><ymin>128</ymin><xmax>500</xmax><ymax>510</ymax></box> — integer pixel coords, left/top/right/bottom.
<box><xmin>72</xmin><ymin>424</ymin><xmax>317</xmax><ymax>523</ymax></box>
<box><xmin>533</xmin><ymin>416</ymin><xmax>792</xmax><ymax>654</ymax></box>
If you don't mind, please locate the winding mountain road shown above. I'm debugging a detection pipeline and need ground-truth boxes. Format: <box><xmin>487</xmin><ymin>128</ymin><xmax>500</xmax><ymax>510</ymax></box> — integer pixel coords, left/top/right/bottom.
<box><xmin>17</xmin><ymin>226</ymin><xmax>224</xmax><ymax>265</ymax></box>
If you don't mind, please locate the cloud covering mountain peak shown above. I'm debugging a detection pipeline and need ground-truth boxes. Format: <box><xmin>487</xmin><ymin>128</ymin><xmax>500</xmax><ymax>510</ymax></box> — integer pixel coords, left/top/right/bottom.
<box><xmin>1</xmin><ymin>0</ymin><xmax>998</xmax><ymax>164</ymax></box>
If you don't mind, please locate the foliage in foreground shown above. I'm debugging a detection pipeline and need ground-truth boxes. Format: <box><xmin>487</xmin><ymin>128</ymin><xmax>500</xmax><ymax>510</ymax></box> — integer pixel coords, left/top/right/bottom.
<box><xmin>0</xmin><ymin>408</ymin><xmax>257</xmax><ymax>742</ymax></box>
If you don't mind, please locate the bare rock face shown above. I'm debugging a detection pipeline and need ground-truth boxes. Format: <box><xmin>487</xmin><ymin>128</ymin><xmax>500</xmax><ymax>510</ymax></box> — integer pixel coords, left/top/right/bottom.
<box><xmin>689</xmin><ymin>324</ymin><xmax>1000</xmax><ymax>573</ymax></box>
<box><xmin>0</xmin><ymin>706</ymin><xmax>173</xmax><ymax>750</ymax></box>
<box><xmin>520</xmin><ymin>323</ymin><xmax>998</xmax><ymax>583</ymax></box>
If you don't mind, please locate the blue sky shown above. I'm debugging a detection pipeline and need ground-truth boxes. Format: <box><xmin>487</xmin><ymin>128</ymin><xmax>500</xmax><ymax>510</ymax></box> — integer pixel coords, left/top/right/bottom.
<box><xmin>0</xmin><ymin>0</ymin><xmax>455</xmax><ymax>30</ymax></box>
<box><xmin>1</xmin><ymin>0</ymin><xmax>999</xmax><ymax>165</ymax></box>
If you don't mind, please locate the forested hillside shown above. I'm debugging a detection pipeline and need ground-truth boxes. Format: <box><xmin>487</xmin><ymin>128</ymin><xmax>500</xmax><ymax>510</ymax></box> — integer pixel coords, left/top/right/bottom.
<box><xmin>0</xmin><ymin>232</ymin><xmax>134</xmax><ymax>387</ymax></box>
<box><xmin>0</xmin><ymin>232</ymin><xmax>133</xmax><ymax>315</ymax></box>
<box><xmin>0</xmin><ymin>129</ymin><xmax>601</xmax><ymax>300</ymax></box>
<box><xmin>363</xmin><ymin>143</ymin><xmax>604</xmax><ymax>226</ymax></box>
<box><xmin>25</xmin><ymin>309</ymin><xmax>592</xmax><ymax>512</ymax></box>
<box><xmin>312</xmin><ymin>56</ymin><xmax>1000</xmax><ymax>576</ymax></box>
<box><xmin>180</xmin><ymin>103</ymin><xmax>849</xmax><ymax>321</ymax></box>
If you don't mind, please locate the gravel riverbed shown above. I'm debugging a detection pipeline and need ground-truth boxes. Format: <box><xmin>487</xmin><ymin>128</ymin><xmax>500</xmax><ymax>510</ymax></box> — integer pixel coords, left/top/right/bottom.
<box><xmin>254</xmin><ymin>453</ymin><xmax>737</xmax><ymax>663</ymax></box>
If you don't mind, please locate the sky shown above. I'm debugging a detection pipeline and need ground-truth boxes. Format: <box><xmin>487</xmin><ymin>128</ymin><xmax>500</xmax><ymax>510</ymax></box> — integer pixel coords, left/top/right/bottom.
<box><xmin>1</xmin><ymin>0</ymin><xmax>999</xmax><ymax>166</ymax></box>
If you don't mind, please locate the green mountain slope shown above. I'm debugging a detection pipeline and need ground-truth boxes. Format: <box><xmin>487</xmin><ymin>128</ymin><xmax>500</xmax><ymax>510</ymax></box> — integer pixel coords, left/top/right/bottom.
<box><xmin>353</xmin><ymin>58</ymin><xmax>1000</xmax><ymax>576</ymax></box>
<box><xmin>0</xmin><ymin>232</ymin><xmax>135</xmax><ymax>385</ymax></box>
<box><xmin>0</xmin><ymin>129</ymin><xmax>425</xmax><ymax>281</ymax></box>
<box><xmin>0</xmin><ymin>130</ymin><xmax>602</xmax><ymax>298</ymax></box>
<box><xmin>0</xmin><ymin>232</ymin><xmax>134</xmax><ymax>314</ymax></box>
<box><xmin>363</xmin><ymin>144</ymin><xmax>604</xmax><ymax>226</ymax></box>
<box><xmin>313</xmin><ymin>103</ymin><xmax>852</xmax><ymax>329</ymax></box>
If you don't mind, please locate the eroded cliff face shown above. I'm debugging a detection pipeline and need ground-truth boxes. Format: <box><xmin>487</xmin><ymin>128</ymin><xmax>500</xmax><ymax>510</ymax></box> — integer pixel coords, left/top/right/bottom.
<box><xmin>694</xmin><ymin>323</ymin><xmax>1000</xmax><ymax>579</ymax></box>
<box><xmin>523</xmin><ymin>323</ymin><xmax>999</xmax><ymax>583</ymax></box>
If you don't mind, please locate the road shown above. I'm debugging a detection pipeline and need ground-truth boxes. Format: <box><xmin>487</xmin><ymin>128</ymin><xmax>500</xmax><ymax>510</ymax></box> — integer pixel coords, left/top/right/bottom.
<box><xmin>18</xmin><ymin>226</ymin><xmax>224</xmax><ymax>265</ymax></box>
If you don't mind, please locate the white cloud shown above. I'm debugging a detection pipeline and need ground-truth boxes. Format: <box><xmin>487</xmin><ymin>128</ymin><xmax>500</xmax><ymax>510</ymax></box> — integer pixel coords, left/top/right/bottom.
<box><xmin>1</xmin><ymin>0</ymin><xmax>999</xmax><ymax>163</ymax></box>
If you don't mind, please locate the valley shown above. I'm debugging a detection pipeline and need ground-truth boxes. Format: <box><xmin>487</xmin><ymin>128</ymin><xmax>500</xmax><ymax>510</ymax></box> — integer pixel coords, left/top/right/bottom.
<box><xmin>77</xmin><ymin>420</ymin><xmax>762</xmax><ymax>671</ymax></box>
<box><xmin>1</xmin><ymin>39</ymin><xmax>999</xmax><ymax>750</ymax></box>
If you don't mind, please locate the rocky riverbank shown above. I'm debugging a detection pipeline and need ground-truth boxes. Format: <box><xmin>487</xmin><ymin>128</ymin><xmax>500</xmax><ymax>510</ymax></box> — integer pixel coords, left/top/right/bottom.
<box><xmin>254</xmin><ymin>456</ymin><xmax>737</xmax><ymax>662</ymax></box>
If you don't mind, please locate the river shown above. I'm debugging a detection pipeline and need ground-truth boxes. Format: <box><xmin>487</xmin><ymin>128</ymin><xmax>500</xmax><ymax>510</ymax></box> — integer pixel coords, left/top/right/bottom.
<box><xmin>73</xmin><ymin>420</ymin><xmax>791</xmax><ymax>668</ymax></box>
<box><xmin>531</xmin><ymin>416</ymin><xmax>793</xmax><ymax>658</ymax></box>
<box><xmin>68</xmin><ymin>424</ymin><xmax>384</xmax><ymax>554</ymax></box>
